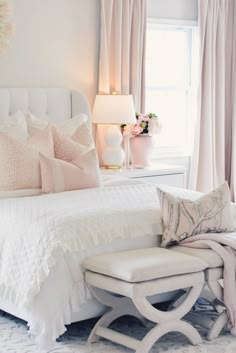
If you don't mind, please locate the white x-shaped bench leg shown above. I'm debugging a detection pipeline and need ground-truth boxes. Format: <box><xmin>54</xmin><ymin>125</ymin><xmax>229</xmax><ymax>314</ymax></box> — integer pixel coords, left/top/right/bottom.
<box><xmin>88</xmin><ymin>288</ymin><xmax>148</xmax><ymax>344</ymax></box>
<box><xmin>87</xmin><ymin>273</ymin><xmax>204</xmax><ymax>353</ymax></box>
<box><xmin>178</xmin><ymin>268</ymin><xmax>227</xmax><ymax>340</ymax></box>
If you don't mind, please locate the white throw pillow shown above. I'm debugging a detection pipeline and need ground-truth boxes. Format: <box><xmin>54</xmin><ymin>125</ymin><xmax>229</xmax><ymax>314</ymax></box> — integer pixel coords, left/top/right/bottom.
<box><xmin>0</xmin><ymin>111</ymin><xmax>28</xmax><ymax>142</ymax></box>
<box><xmin>57</xmin><ymin>113</ymin><xmax>88</xmax><ymax>135</ymax></box>
<box><xmin>57</xmin><ymin>114</ymin><xmax>95</xmax><ymax>147</ymax></box>
<box><xmin>25</xmin><ymin>111</ymin><xmax>49</xmax><ymax>136</ymax></box>
<box><xmin>157</xmin><ymin>182</ymin><xmax>236</xmax><ymax>247</ymax></box>
<box><xmin>25</xmin><ymin>112</ymin><xmax>94</xmax><ymax>146</ymax></box>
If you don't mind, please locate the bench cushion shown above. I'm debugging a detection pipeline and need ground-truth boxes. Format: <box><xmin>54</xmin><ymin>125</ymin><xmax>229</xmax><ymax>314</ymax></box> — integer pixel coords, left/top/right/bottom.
<box><xmin>82</xmin><ymin>248</ymin><xmax>208</xmax><ymax>283</ymax></box>
<box><xmin>171</xmin><ymin>246</ymin><xmax>223</xmax><ymax>268</ymax></box>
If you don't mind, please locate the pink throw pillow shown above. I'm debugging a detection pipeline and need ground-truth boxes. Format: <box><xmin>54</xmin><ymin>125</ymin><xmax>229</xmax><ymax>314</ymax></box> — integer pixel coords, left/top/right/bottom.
<box><xmin>40</xmin><ymin>150</ymin><xmax>101</xmax><ymax>193</ymax></box>
<box><xmin>51</xmin><ymin>125</ymin><xmax>89</xmax><ymax>162</ymax></box>
<box><xmin>71</xmin><ymin>121</ymin><xmax>94</xmax><ymax>146</ymax></box>
<box><xmin>0</xmin><ymin>126</ymin><xmax>54</xmax><ymax>191</ymax></box>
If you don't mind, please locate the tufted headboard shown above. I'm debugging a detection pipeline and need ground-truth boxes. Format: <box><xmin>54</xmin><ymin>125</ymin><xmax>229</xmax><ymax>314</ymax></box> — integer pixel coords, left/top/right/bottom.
<box><xmin>0</xmin><ymin>88</ymin><xmax>92</xmax><ymax>123</ymax></box>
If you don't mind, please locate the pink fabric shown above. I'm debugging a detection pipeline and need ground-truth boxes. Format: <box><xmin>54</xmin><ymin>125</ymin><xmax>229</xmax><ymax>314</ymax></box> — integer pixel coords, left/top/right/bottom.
<box><xmin>51</xmin><ymin>125</ymin><xmax>89</xmax><ymax>162</ymax></box>
<box><xmin>180</xmin><ymin>232</ymin><xmax>236</xmax><ymax>334</ymax></box>
<box><xmin>0</xmin><ymin>126</ymin><xmax>54</xmax><ymax>191</ymax></box>
<box><xmin>40</xmin><ymin>152</ymin><xmax>101</xmax><ymax>193</ymax></box>
<box><xmin>190</xmin><ymin>0</ymin><xmax>236</xmax><ymax>198</ymax></box>
<box><xmin>96</xmin><ymin>0</ymin><xmax>146</xmax><ymax>165</ymax></box>
<box><xmin>41</xmin><ymin>126</ymin><xmax>102</xmax><ymax>193</ymax></box>
<box><xmin>71</xmin><ymin>122</ymin><xmax>94</xmax><ymax>147</ymax></box>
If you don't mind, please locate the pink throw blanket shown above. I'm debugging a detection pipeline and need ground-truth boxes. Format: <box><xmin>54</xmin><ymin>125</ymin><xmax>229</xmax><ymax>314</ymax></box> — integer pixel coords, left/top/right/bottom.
<box><xmin>181</xmin><ymin>232</ymin><xmax>236</xmax><ymax>335</ymax></box>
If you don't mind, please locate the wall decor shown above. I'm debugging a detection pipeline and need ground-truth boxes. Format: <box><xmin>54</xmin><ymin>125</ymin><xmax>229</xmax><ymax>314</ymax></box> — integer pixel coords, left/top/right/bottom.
<box><xmin>0</xmin><ymin>0</ymin><xmax>13</xmax><ymax>54</ymax></box>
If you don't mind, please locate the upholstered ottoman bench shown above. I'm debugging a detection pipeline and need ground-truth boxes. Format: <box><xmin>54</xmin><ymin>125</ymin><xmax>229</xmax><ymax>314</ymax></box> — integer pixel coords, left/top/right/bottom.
<box><xmin>83</xmin><ymin>247</ymin><xmax>208</xmax><ymax>353</ymax></box>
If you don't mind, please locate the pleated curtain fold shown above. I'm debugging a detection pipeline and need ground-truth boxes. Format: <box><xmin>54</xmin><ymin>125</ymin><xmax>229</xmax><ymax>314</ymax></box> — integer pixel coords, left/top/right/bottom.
<box><xmin>95</xmin><ymin>0</ymin><xmax>146</xmax><ymax>165</ymax></box>
<box><xmin>190</xmin><ymin>0</ymin><xmax>236</xmax><ymax>199</ymax></box>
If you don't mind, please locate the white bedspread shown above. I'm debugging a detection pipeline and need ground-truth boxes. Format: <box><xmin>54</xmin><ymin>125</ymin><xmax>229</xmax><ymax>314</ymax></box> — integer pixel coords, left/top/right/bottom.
<box><xmin>0</xmin><ymin>182</ymin><xmax>163</xmax><ymax>345</ymax></box>
<box><xmin>1</xmin><ymin>181</ymin><xmax>235</xmax><ymax>347</ymax></box>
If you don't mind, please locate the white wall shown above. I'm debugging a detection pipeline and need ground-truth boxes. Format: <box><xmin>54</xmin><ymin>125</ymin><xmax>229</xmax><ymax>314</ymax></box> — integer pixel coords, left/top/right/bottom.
<box><xmin>147</xmin><ymin>0</ymin><xmax>198</xmax><ymax>21</ymax></box>
<box><xmin>0</xmin><ymin>0</ymin><xmax>100</xmax><ymax>107</ymax></box>
<box><xmin>0</xmin><ymin>0</ymin><xmax>198</xmax><ymax>108</ymax></box>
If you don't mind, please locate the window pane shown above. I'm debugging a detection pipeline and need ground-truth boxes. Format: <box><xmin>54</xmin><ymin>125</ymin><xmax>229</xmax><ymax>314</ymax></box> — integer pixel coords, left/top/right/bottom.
<box><xmin>146</xmin><ymin>29</ymin><xmax>188</xmax><ymax>88</ymax></box>
<box><xmin>146</xmin><ymin>90</ymin><xmax>187</xmax><ymax>147</ymax></box>
<box><xmin>145</xmin><ymin>24</ymin><xmax>195</xmax><ymax>150</ymax></box>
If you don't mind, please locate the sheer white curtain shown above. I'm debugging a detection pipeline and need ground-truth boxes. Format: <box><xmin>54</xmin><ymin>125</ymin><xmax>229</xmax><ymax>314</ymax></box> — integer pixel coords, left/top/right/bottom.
<box><xmin>189</xmin><ymin>0</ymin><xmax>236</xmax><ymax>198</ymax></box>
<box><xmin>95</xmin><ymin>0</ymin><xmax>146</xmax><ymax>165</ymax></box>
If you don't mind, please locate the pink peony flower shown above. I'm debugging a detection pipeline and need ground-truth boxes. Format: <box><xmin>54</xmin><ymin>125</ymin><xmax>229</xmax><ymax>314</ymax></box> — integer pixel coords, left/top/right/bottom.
<box><xmin>131</xmin><ymin>124</ymin><xmax>143</xmax><ymax>135</ymax></box>
<box><xmin>139</xmin><ymin>114</ymin><xmax>150</xmax><ymax>122</ymax></box>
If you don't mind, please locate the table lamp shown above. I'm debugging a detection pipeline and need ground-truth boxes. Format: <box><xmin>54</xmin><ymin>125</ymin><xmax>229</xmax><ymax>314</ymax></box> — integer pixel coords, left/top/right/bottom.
<box><xmin>93</xmin><ymin>94</ymin><xmax>136</xmax><ymax>169</ymax></box>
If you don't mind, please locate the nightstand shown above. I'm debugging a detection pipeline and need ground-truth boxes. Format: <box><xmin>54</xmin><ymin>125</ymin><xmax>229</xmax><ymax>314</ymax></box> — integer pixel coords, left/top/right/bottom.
<box><xmin>101</xmin><ymin>164</ymin><xmax>186</xmax><ymax>188</ymax></box>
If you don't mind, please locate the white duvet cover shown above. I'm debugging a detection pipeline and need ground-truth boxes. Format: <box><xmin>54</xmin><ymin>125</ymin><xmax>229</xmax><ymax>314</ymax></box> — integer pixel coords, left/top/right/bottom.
<box><xmin>0</xmin><ymin>181</ymin><xmax>162</xmax><ymax>346</ymax></box>
<box><xmin>2</xmin><ymin>180</ymin><xmax>234</xmax><ymax>347</ymax></box>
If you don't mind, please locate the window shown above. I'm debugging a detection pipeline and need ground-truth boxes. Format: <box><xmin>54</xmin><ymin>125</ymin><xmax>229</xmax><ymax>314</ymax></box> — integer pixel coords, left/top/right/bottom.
<box><xmin>146</xmin><ymin>21</ymin><xmax>198</xmax><ymax>156</ymax></box>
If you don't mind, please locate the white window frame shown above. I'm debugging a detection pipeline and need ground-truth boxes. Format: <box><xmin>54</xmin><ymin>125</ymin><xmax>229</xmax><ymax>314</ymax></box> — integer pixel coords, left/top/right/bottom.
<box><xmin>146</xmin><ymin>18</ymin><xmax>198</xmax><ymax>159</ymax></box>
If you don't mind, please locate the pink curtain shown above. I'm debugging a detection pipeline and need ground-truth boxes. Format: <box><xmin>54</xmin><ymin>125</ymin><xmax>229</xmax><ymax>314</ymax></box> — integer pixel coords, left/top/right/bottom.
<box><xmin>96</xmin><ymin>0</ymin><xmax>146</xmax><ymax>165</ymax></box>
<box><xmin>189</xmin><ymin>0</ymin><xmax>236</xmax><ymax>198</ymax></box>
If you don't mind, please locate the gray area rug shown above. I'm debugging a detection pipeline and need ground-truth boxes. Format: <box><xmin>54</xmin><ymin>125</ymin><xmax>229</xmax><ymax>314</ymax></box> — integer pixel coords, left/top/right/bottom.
<box><xmin>0</xmin><ymin>309</ymin><xmax>236</xmax><ymax>353</ymax></box>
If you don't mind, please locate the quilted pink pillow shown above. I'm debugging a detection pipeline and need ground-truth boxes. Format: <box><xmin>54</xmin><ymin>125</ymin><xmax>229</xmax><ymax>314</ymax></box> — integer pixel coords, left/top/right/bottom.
<box><xmin>0</xmin><ymin>126</ymin><xmax>54</xmax><ymax>192</ymax></box>
<box><xmin>40</xmin><ymin>150</ymin><xmax>101</xmax><ymax>193</ymax></box>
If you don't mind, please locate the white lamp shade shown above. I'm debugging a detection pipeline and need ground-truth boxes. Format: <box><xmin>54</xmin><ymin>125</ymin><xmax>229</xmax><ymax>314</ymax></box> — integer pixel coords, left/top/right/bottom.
<box><xmin>93</xmin><ymin>94</ymin><xmax>136</xmax><ymax>124</ymax></box>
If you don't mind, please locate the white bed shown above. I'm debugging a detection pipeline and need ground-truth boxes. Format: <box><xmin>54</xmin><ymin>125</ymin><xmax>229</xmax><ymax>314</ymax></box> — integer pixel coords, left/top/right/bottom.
<box><xmin>3</xmin><ymin>88</ymin><xmax>234</xmax><ymax>349</ymax></box>
<box><xmin>0</xmin><ymin>88</ymin><xmax>174</xmax><ymax>348</ymax></box>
